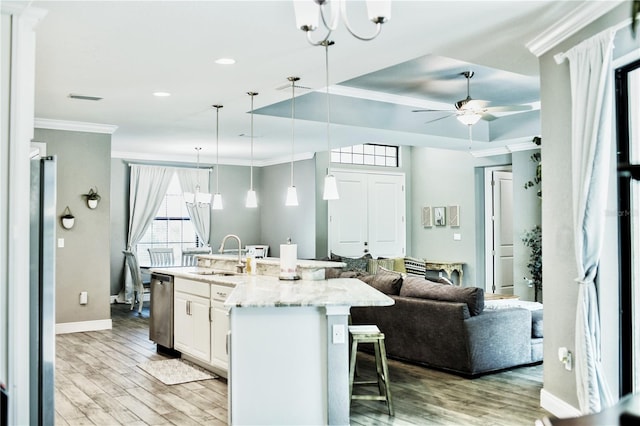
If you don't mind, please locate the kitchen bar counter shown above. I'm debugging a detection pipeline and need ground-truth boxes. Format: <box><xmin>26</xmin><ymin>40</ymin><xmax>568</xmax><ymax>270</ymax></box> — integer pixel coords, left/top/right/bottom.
<box><xmin>151</xmin><ymin>261</ymin><xmax>393</xmax><ymax>425</ymax></box>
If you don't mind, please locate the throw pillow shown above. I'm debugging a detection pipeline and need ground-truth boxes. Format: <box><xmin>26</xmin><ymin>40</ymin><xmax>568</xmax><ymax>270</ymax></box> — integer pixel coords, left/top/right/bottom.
<box><xmin>362</xmin><ymin>267</ymin><xmax>403</xmax><ymax>295</ymax></box>
<box><xmin>367</xmin><ymin>258</ymin><xmax>396</xmax><ymax>275</ymax></box>
<box><xmin>331</xmin><ymin>252</ymin><xmax>372</xmax><ymax>272</ymax></box>
<box><xmin>399</xmin><ymin>276</ymin><xmax>485</xmax><ymax>316</ymax></box>
<box><xmin>404</xmin><ymin>256</ymin><xmax>426</xmax><ymax>276</ymax></box>
<box><xmin>393</xmin><ymin>257</ymin><xmax>407</xmax><ymax>273</ymax></box>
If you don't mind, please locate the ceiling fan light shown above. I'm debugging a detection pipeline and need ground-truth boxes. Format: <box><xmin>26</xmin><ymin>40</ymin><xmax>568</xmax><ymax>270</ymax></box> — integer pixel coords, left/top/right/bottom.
<box><xmin>323</xmin><ymin>174</ymin><xmax>339</xmax><ymax>200</ymax></box>
<box><xmin>286</xmin><ymin>186</ymin><xmax>299</xmax><ymax>206</ymax></box>
<box><xmin>457</xmin><ymin>113</ymin><xmax>481</xmax><ymax>126</ymax></box>
<box><xmin>212</xmin><ymin>193</ymin><xmax>223</xmax><ymax>210</ymax></box>
<box><xmin>246</xmin><ymin>189</ymin><xmax>258</xmax><ymax>208</ymax></box>
<box><xmin>293</xmin><ymin>0</ymin><xmax>319</xmax><ymax>31</ymax></box>
<box><xmin>366</xmin><ymin>0</ymin><xmax>391</xmax><ymax>23</ymax></box>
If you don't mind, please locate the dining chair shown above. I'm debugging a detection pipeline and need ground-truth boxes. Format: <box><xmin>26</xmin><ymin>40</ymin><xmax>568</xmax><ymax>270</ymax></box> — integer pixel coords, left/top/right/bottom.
<box><xmin>182</xmin><ymin>246</ymin><xmax>212</xmax><ymax>266</ymax></box>
<box><xmin>246</xmin><ymin>245</ymin><xmax>269</xmax><ymax>258</ymax></box>
<box><xmin>148</xmin><ymin>247</ymin><xmax>175</xmax><ymax>266</ymax></box>
<box><xmin>123</xmin><ymin>250</ymin><xmax>149</xmax><ymax>314</ymax></box>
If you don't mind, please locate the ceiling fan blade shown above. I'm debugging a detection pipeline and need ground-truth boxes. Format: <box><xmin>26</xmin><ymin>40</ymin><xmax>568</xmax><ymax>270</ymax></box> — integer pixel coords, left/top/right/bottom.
<box><xmin>481</xmin><ymin>113</ymin><xmax>498</xmax><ymax>121</ymax></box>
<box><xmin>424</xmin><ymin>114</ymin><xmax>455</xmax><ymax>124</ymax></box>
<box><xmin>484</xmin><ymin>104</ymin><xmax>532</xmax><ymax>113</ymax></box>
<box><xmin>412</xmin><ymin>108</ymin><xmax>454</xmax><ymax>113</ymax></box>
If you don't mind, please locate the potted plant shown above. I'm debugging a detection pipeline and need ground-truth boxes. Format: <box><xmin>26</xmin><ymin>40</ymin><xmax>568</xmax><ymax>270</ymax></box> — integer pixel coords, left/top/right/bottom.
<box><xmin>83</xmin><ymin>187</ymin><xmax>101</xmax><ymax>209</ymax></box>
<box><xmin>522</xmin><ymin>225</ymin><xmax>542</xmax><ymax>302</ymax></box>
<box><xmin>61</xmin><ymin>206</ymin><xmax>75</xmax><ymax>229</ymax></box>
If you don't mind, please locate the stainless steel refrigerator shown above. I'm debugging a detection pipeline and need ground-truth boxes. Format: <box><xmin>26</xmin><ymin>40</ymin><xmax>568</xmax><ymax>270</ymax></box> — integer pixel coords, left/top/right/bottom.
<box><xmin>29</xmin><ymin>155</ymin><xmax>56</xmax><ymax>426</ymax></box>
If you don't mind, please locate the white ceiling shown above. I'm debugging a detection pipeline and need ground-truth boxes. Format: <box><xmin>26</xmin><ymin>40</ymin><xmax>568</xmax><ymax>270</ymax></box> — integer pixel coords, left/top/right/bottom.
<box><xmin>29</xmin><ymin>0</ymin><xmax>588</xmax><ymax>165</ymax></box>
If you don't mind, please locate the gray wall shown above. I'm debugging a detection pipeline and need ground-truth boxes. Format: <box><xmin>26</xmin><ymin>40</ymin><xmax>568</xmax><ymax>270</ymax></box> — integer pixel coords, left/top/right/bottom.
<box><xmin>260</xmin><ymin>158</ymin><xmax>317</xmax><ymax>259</ymax></box>
<box><xmin>539</xmin><ymin>2</ymin><xmax>630</xmax><ymax>409</ymax></box>
<box><xmin>34</xmin><ymin>128</ymin><xmax>112</xmax><ymax>324</ymax></box>
<box><xmin>409</xmin><ymin>146</ymin><xmax>521</xmax><ymax>288</ymax></box>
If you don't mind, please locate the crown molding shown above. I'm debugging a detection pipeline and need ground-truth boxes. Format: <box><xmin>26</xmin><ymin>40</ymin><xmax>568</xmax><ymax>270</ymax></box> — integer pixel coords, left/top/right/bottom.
<box><xmin>35</xmin><ymin>118</ymin><xmax>118</xmax><ymax>134</ymax></box>
<box><xmin>112</xmin><ymin>150</ymin><xmax>315</xmax><ymax>167</ymax></box>
<box><xmin>507</xmin><ymin>141</ymin><xmax>540</xmax><ymax>153</ymax></box>
<box><xmin>470</xmin><ymin>147</ymin><xmax>510</xmax><ymax>158</ymax></box>
<box><xmin>526</xmin><ymin>0</ymin><xmax>624</xmax><ymax>57</ymax></box>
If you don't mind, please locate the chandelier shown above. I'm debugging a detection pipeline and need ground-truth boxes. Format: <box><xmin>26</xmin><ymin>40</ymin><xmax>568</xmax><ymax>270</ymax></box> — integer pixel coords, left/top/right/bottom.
<box><xmin>293</xmin><ymin>0</ymin><xmax>391</xmax><ymax>46</ymax></box>
<box><xmin>184</xmin><ymin>147</ymin><xmax>212</xmax><ymax>207</ymax></box>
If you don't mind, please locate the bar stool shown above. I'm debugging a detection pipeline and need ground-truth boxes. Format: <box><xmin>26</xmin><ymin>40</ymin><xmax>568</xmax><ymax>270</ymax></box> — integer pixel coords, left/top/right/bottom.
<box><xmin>348</xmin><ymin>325</ymin><xmax>394</xmax><ymax>416</ymax></box>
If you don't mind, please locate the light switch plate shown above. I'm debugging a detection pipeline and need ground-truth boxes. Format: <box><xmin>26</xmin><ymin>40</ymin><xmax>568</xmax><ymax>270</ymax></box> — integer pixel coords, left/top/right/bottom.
<box><xmin>453</xmin><ymin>233</ymin><xmax>461</xmax><ymax>241</ymax></box>
<box><xmin>57</xmin><ymin>238</ymin><xmax>64</xmax><ymax>248</ymax></box>
<box><xmin>332</xmin><ymin>324</ymin><xmax>345</xmax><ymax>344</ymax></box>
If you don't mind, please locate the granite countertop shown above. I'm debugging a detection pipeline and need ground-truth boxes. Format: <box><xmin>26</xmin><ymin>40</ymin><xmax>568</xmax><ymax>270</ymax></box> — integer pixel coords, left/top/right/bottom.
<box><xmin>224</xmin><ymin>275</ymin><xmax>394</xmax><ymax>308</ymax></box>
<box><xmin>151</xmin><ymin>265</ymin><xmax>393</xmax><ymax>308</ymax></box>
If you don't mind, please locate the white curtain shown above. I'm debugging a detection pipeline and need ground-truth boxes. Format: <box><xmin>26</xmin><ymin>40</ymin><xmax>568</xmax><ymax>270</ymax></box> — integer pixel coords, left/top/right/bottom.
<box><xmin>119</xmin><ymin>165</ymin><xmax>173</xmax><ymax>302</ymax></box>
<box><xmin>176</xmin><ymin>168</ymin><xmax>211</xmax><ymax>247</ymax></box>
<box><xmin>565</xmin><ymin>29</ymin><xmax>615</xmax><ymax>414</ymax></box>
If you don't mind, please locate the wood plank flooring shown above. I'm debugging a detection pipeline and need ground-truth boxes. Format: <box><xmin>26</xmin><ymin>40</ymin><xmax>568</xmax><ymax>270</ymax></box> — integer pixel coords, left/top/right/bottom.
<box><xmin>55</xmin><ymin>303</ymin><xmax>550</xmax><ymax>425</ymax></box>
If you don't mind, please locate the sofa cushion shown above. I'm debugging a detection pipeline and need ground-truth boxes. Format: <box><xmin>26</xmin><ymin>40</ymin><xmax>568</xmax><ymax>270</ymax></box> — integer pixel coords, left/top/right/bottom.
<box><xmin>359</xmin><ymin>267</ymin><xmax>403</xmax><ymax>295</ymax></box>
<box><xmin>531</xmin><ymin>309</ymin><xmax>543</xmax><ymax>338</ymax></box>
<box><xmin>399</xmin><ymin>276</ymin><xmax>485</xmax><ymax>316</ymax></box>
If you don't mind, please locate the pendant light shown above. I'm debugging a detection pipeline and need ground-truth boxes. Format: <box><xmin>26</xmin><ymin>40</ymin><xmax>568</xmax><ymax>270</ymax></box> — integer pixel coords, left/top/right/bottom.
<box><xmin>322</xmin><ymin>40</ymin><xmax>339</xmax><ymax>201</ymax></box>
<box><xmin>285</xmin><ymin>76</ymin><xmax>299</xmax><ymax>207</ymax></box>
<box><xmin>212</xmin><ymin>105</ymin><xmax>223</xmax><ymax>210</ymax></box>
<box><xmin>246</xmin><ymin>92</ymin><xmax>258</xmax><ymax>208</ymax></box>
<box><xmin>184</xmin><ymin>147</ymin><xmax>212</xmax><ymax>207</ymax></box>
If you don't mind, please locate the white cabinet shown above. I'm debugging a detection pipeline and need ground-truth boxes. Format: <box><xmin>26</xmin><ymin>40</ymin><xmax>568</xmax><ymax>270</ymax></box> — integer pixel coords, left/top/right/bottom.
<box><xmin>210</xmin><ymin>284</ymin><xmax>231</xmax><ymax>370</ymax></box>
<box><xmin>329</xmin><ymin>170</ymin><xmax>406</xmax><ymax>258</ymax></box>
<box><xmin>174</xmin><ymin>277</ymin><xmax>211</xmax><ymax>362</ymax></box>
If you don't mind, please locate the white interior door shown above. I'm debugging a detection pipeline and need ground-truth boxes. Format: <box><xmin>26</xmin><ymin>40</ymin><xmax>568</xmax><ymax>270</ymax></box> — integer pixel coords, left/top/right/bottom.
<box><xmin>329</xmin><ymin>170</ymin><xmax>405</xmax><ymax>258</ymax></box>
<box><xmin>367</xmin><ymin>174</ymin><xmax>405</xmax><ymax>257</ymax></box>
<box><xmin>492</xmin><ymin>171</ymin><xmax>514</xmax><ymax>294</ymax></box>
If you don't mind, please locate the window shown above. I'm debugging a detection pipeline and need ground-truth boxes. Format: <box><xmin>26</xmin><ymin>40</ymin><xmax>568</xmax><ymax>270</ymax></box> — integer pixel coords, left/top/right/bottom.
<box><xmin>331</xmin><ymin>143</ymin><xmax>398</xmax><ymax>167</ymax></box>
<box><xmin>136</xmin><ymin>173</ymin><xmax>200</xmax><ymax>265</ymax></box>
<box><xmin>615</xmin><ymin>58</ymin><xmax>640</xmax><ymax>395</ymax></box>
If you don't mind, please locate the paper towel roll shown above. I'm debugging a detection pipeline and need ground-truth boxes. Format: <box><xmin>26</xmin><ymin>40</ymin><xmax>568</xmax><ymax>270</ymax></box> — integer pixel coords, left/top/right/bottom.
<box><xmin>280</xmin><ymin>244</ymin><xmax>298</xmax><ymax>279</ymax></box>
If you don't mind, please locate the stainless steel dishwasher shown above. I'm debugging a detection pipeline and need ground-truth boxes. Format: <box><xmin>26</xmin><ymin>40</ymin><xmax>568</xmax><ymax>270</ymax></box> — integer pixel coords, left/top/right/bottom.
<box><xmin>149</xmin><ymin>272</ymin><xmax>175</xmax><ymax>353</ymax></box>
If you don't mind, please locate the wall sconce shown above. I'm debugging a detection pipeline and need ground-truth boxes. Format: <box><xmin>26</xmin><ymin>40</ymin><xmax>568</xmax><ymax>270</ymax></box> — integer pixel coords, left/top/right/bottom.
<box><xmin>61</xmin><ymin>206</ymin><xmax>75</xmax><ymax>229</ymax></box>
<box><xmin>83</xmin><ymin>187</ymin><xmax>101</xmax><ymax>209</ymax></box>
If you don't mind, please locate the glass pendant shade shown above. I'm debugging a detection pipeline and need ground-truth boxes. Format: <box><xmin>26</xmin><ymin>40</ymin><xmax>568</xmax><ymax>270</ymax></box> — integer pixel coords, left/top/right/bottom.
<box><xmin>184</xmin><ymin>147</ymin><xmax>212</xmax><ymax>207</ymax></box>
<box><xmin>457</xmin><ymin>112</ymin><xmax>482</xmax><ymax>126</ymax></box>
<box><xmin>246</xmin><ymin>189</ymin><xmax>258</xmax><ymax>208</ymax></box>
<box><xmin>366</xmin><ymin>0</ymin><xmax>391</xmax><ymax>23</ymax></box>
<box><xmin>286</xmin><ymin>186</ymin><xmax>299</xmax><ymax>206</ymax></box>
<box><xmin>293</xmin><ymin>0</ymin><xmax>319</xmax><ymax>30</ymax></box>
<box><xmin>212</xmin><ymin>193</ymin><xmax>223</xmax><ymax>210</ymax></box>
<box><xmin>323</xmin><ymin>174</ymin><xmax>339</xmax><ymax>200</ymax></box>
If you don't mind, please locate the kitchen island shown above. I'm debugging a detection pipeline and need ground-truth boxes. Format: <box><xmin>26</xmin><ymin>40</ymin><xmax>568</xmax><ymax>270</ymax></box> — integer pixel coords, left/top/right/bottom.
<box><xmin>152</xmin><ymin>256</ymin><xmax>394</xmax><ymax>425</ymax></box>
<box><xmin>225</xmin><ymin>275</ymin><xmax>393</xmax><ymax>425</ymax></box>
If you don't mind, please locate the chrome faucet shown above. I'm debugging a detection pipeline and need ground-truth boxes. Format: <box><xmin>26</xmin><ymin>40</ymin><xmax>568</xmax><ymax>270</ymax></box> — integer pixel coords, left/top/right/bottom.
<box><xmin>219</xmin><ymin>234</ymin><xmax>245</xmax><ymax>273</ymax></box>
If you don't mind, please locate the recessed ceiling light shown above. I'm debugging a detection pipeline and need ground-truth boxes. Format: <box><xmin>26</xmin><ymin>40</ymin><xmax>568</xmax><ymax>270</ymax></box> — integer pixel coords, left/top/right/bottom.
<box><xmin>215</xmin><ymin>58</ymin><xmax>236</xmax><ymax>65</ymax></box>
<box><xmin>153</xmin><ymin>92</ymin><xmax>171</xmax><ymax>97</ymax></box>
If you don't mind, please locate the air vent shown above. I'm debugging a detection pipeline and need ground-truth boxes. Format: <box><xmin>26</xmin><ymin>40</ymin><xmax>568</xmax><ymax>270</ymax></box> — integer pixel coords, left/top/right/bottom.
<box><xmin>68</xmin><ymin>93</ymin><xmax>103</xmax><ymax>101</ymax></box>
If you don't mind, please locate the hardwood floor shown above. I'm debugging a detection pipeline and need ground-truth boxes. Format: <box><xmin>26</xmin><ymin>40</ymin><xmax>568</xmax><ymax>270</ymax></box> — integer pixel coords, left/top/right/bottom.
<box><xmin>55</xmin><ymin>303</ymin><xmax>549</xmax><ymax>425</ymax></box>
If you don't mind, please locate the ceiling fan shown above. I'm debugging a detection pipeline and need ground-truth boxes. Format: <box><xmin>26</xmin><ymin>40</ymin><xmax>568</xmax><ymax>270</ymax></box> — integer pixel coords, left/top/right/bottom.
<box><xmin>412</xmin><ymin>71</ymin><xmax>532</xmax><ymax>126</ymax></box>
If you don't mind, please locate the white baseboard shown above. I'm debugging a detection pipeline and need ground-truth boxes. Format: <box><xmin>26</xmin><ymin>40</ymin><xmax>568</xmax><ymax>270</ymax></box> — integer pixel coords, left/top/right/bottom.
<box><xmin>540</xmin><ymin>388</ymin><xmax>582</xmax><ymax>418</ymax></box>
<box><xmin>56</xmin><ymin>319</ymin><xmax>112</xmax><ymax>335</ymax></box>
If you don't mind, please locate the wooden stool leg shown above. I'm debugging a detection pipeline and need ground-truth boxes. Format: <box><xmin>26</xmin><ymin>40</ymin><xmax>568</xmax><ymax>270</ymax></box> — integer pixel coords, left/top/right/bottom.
<box><xmin>349</xmin><ymin>338</ymin><xmax>359</xmax><ymax>403</ymax></box>
<box><xmin>373</xmin><ymin>341</ymin><xmax>384</xmax><ymax>396</ymax></box>
<box><xmin>379</xmin><ymin>339</ymin><xmax>394</xmax><ymax>416</ymax></box>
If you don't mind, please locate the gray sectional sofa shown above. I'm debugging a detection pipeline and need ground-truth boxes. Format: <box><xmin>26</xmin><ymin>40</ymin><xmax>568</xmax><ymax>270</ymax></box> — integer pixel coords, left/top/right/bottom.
<box><xmin>343</xmin><ymin>268</ymin><xmax>543</xmax><ymax>377</ymax></box>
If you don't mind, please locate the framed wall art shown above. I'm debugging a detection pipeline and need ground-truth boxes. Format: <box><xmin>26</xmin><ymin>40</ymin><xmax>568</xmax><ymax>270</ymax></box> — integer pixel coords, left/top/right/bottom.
<box><xmin>449</xmin><ymin>205</ymin><xmax>460</xmax><ymax>227</ymax></box>
<box><xmin>422</xmin><ymin>206</ymin><xmax>432</xmax><ymax>227</ymax></box>
<box><xmin>434</xmin><ymin>206</ymin><xmax>446</xmax><ymax>226</ymax></box>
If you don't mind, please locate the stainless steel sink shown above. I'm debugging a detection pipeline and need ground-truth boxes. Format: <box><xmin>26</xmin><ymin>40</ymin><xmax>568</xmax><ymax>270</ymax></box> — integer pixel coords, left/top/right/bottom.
<box><xmin>193</xmin><ymin>269</ymin><xmax>237</xmax><ymax>276</ymax></box>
